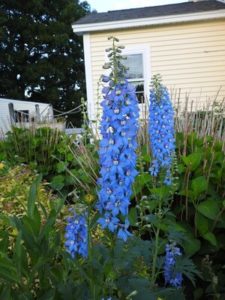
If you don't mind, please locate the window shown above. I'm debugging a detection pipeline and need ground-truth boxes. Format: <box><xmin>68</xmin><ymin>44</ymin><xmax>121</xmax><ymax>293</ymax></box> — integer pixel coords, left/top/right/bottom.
<box><xmin>122</xmin><ymin>45</ymin><xmax>150</xmax><ymax>105</ymax></box>
<box><xmin>124</xmin><ymin>54</ymin><xmax>144</xmax><ymax>103</ymax></box>
<box><xmin>104</xmin><ymin>44</ymin><xmax>150</xmax><ymax>107</ymax></box>
<box><xmin>14</xmin><ymin>110</ymin><xmax>29</xmax><ymax>122</ymax></box>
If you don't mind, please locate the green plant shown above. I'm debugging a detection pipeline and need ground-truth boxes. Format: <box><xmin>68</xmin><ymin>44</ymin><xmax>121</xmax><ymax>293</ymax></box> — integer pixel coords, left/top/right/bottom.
<box><xmin>132</xmin><ymin>130</ymin><xmax>225</xmax><ymax>298</ymax></box>
<box><xmin>1</xmin><ymin>126</ymin><xmax>100</xmax><ymax>198</ymax></box>
<box><xmin>0</xmin><ymin>177</ymin><xmax>65</xmax><ymax>299</ymax></box>
<box><xmin>0</xmin><ymin>176</ymin><xmax>198</xmax><ymax>300</ymax></box>
<box><xmin>3</xmin><ymin>127</ymin><xmax>69</xmax><ymax>173</ymax></box>
<box><xmin>0</xmin><ymin>165</ymin><xmax>53</xmax><ymax>218</ymax></box>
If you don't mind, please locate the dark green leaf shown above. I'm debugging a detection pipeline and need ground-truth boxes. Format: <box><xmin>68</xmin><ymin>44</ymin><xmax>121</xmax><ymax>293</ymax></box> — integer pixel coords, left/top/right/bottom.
<box><xmin>50</xmin><ymin>175</ymin><xmax>65</xmax><ymax>191</ymax></box>
<box><xmin>191</xmin><ymin>176</ymin><xmax>208</xmax><ymax>198</ymax></box>
<box><xmin>28</xmin><ymin>175</ymin><xmax>42</xmax><ymax>218</ymax></box>
<box><xmin>197</xmin><ymin>199</ymin><xmax>220</xmax><ymax>220</ymax></box>
<box><xmin>182</xmin><ymin>153</ymin><xmax>202</xmax><ymax>171</ymax></box>
<box><xmin>195</xmin><ymin>212</ymin><xmax>210</xmax><ymax>235</ymax></box>
<box><xmin>203</xmin><ymin>232</ymin><xmax>218</xmax><ymax>247</ymax></box>
<box><xmin>133</xmin><ymin>173</ymin><xmax>151</xmax><ymax>196</ymax></box>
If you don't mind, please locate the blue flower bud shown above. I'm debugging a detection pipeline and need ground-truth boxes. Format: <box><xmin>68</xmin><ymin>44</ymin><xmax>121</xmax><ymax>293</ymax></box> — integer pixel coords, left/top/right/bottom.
<box><xmin>164</xmin><ymin>243</ymin><xmax>183</xmax><ymax>288</ymax></box>
<box><xmin>65</xmin><ymin>211</ymin><xmax>88</xmax><ymax>259</ymax></box>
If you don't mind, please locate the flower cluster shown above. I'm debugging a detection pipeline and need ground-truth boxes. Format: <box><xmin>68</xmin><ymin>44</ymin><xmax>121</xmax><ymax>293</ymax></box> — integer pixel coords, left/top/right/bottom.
<box><xmin>148</xmin><ymin>80</ymin><xmax>175</xmax><ymax>185</ymax></box>
<box><xmin>97</xmin><ymin>78</ymin><xmax>139</xmax><ymax>241</ymax></box>
<box><xmin>164</xmin><ymin>243</ymin><xmax>183</xmax><ymax>288</ymax></box>
<box><xmin>65</xmin><ymin>211</ymin><xmax>88</xmax><ymax>259</ymax></box>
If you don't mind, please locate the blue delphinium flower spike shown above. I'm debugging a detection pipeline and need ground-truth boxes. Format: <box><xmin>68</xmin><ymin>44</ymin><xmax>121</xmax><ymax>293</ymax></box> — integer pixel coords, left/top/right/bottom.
<box><xmin>164</xmin><ymin>243</ymin><xmax>183</xmax><ymax>288</ymax></box>
<box><xmin>149</xmin><ymin>76</ymin><xmax>175</xmax><ymax>185</ymax></box>
<box><xmin>65</xmin><ymin>211</ymin><xmax>88</xmax><ymax>258</ymax></box>
<box><xmin>97</xmin><ymin>38</ymin><xmax>139</xmax><ymax>242</ymax></box>
<box><xmin>97</xmin><ymin>80</ymin><xmax>139</xmax><ymax>242</ymax></box>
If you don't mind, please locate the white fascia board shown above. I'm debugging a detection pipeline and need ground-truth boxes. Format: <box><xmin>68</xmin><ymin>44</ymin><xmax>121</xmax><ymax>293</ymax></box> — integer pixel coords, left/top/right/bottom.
<box><xmin>72</xmin><ymin>10</ymin><xmax>225</xmax><ymax>34</ymax></box>
<box><xmin>83</xmin><ymin>34</ymin><xmax>95</xmax><ymax>121</ymax></box>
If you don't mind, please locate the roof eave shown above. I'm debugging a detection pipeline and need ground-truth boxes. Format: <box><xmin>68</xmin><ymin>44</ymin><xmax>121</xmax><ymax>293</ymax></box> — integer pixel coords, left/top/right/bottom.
<box><xmin>72</xmin><ymin>9</ymin><xmax>225</xmax><ymax>35</ymax></box>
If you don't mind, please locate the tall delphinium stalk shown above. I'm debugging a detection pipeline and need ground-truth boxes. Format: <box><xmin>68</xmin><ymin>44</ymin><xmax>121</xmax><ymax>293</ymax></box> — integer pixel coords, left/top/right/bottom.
<box><xmin>97</xmin><ymin>36</ymin><xmax>139</xmax><ymax>241</ymax></box>
<box><xmin>148</xmin><ymin>74</ymin><xmax>175</xmax><ymax>185</ymax></box>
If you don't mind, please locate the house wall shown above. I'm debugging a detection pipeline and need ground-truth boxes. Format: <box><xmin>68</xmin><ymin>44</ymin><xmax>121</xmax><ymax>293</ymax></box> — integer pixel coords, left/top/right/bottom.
<box><xmin>87</xmin><ymin>19</ymin><xmax>225</xmax><ymax>120</ymax></box>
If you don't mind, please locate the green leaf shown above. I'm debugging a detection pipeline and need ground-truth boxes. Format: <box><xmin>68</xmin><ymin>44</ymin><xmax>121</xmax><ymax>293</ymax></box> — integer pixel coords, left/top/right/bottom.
<box><xmin>128</xmin><ymin>207</ymin><xmax>138</xmax><ymax>226</ymax></box>
<box><xmin>0</xmin><ymin>286</ymin><xmax>12</xmax><ymax>300</ymax></box>
<box><xmin>0</xmin><ymin>254</ymin><xmax>20</xmax><ymax>283</ymax></box>
<box><xmin>56</xmin><ymin>161</ymin><xmax>67</xmax><ymax>173</ymax></box>
<box><xmin>191</xmin><ymin>176</ymin><xmax>208</xmax><ymax>198</ymax></box>
<box><xmin>13</xmin><ymin>232</ymin><xmax>22</xmax><ymax>276</ymax></box>
<box><xmin>179</xmin><ymin>225</ymin><xmax>201</xmax><ymax>256</ymax></box>
<box><xmin>203</xmin><ymin>232</ymin><xmax>217</xmax><ymax>246</ymax></box>
<box><xmin>133</xmin><ymin>173</ymin><xmax>151</xmax><ymax>196</ymax></box>
<box><xmin>195</xmin><ymin>212</ymin><xmax>209</xmax><ymax>235</ymax></box>
<box><xmin>28</xmin><ymin>175</ymin><xmax>42</xmax><ymax>218</ymax></box>
<box><xmin>182</xmin><ymin>153</ymin><xmax>202</xmax><ymax>171</ymax></box>
<box><xmin>183</xmin><ymin>237</ymin><xmax>201</xmax><ymax>256</ymax></box>
<box><xmin>0</xmin><ymin>230</ymin><xmax>9</xmax><ymax>253</ymax></box>
<box><xmin>197</xmin><ymin>199</ymin><xmax>220</xmax><ymax>220</ymax></box>
<box><xmin>39</xmin><ymin>210</ymin><xmax>58</xmax><ymax>241</ymax></box>
<box><xmin>50</xmin><ymin>175</ymin><xmax>65</xmax><ymax>191</ymax></box>
<box><xmin>151</xmin><ymin>186</ymin><xmax>171</xmax><ymax>200</ymax></box>
<box><xmin>38</xmin><ymin>290</ymin><xmax>55</xmax><ymax>300</ymax></box>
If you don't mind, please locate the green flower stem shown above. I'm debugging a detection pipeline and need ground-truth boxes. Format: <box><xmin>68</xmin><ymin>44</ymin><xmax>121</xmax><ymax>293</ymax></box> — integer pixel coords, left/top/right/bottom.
<box><xmin>151</xmin><ymin>225</ymin><xmax>160</xmax><ymax>285</ymax></box>
<box><xmin>87</xmin><ymin>207</ymin><xmax>97</xmax><ymax>300</ymax></box>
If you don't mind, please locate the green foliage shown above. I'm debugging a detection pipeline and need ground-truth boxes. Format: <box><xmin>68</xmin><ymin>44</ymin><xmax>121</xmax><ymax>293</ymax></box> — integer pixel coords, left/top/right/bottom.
<box><xmin>3</xmin><ymin>127</ymin><xmax>71</xmax><ymax>173</ymax></box>
<box><xmin>0</xmin><ymin>179</ymin><xmax>198</xmax><ymax>300</ymax></box>
<box><xmin>0</xmin><ymin>165</ymin><xmax>52</xmax><ymax>219</ymax></box>
<box><xmin>0</xmin><ymin>181</ymin><xmax>65</xmax><ymax>299</ymax></box>
<box><xmin>1</xmin><ymin>126</ymin><xmax>99</xmax><ymax>196</ymax></box>
<box><xmin>0</xmin><ymin>101</ymin><xmax>224</xmax><ymax>298</ymax></box>
<box><xmin>0</xmin><ymin>0</ymin><xmax>90</xmax><ymax>126</ymax></box>
<box><xmin>134</xmin><ymin>130</ymin><xmax>225</xmax><ymax>298</ymax></box>
<box><xmin>176</xmin><ymin>132</ymin><xmax>225</xmax><ymax>249</ymax></box>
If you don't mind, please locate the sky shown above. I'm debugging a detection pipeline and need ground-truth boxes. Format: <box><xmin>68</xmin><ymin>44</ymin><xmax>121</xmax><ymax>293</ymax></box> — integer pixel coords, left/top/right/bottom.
<box><xmin>87</xmin><ymin>0</ymin><xmax>187</xmax><ymax>12</ymax></box>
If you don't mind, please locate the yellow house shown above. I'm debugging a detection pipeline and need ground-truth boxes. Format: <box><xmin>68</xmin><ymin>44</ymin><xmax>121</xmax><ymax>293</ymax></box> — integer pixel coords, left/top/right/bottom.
<box><xmin>72</xmin><ymin>0</ymin><xmax>225</xmax><ymax>121</ymax></box>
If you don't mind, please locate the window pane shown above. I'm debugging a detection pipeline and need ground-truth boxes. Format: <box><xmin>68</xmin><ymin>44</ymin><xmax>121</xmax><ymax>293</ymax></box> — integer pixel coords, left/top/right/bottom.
<box><xmin>124</xmin><ymin>54</ymin><xmax>143</xmax><ymax>80</ymax></box>
<box><xmin>132</xmin><ymin>81</ymin><xmax>145</xmax><ymax>103</ymax></box>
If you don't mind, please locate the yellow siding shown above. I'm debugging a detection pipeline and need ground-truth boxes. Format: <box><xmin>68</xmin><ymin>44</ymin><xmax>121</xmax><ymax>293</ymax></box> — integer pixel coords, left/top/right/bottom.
<box><xmin>89</xmin><ymin>19</ymin><xmax>225</xmax><ymax>117</ymax></box>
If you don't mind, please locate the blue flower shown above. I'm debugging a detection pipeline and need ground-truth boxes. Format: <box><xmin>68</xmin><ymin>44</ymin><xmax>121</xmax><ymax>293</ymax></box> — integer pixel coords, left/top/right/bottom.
<box><xmin>98</xmin><ymin>213</ymin><xmax>119</xmax><ymax>232</ymax></box>
<box><xmin>97</xmin><ymin>79</ymin><xmax>139</xmax><ymax>241</ymax></box>
<box><xmin>164</xmin><ymin>243</ymin><xmax>183</xmax><ymax>288</ymax></box>
<box><xmin>148</xmin><ymin>81</ymin><xmax>175</xmax><ymax>185</ymax></box>
<box><xmin>65</xmin><ymin>211</ymin><xmax>88</xmax><ymax>259</ymax></box>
